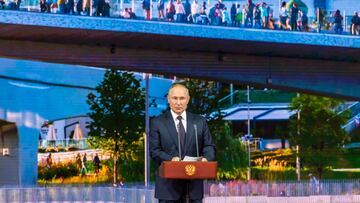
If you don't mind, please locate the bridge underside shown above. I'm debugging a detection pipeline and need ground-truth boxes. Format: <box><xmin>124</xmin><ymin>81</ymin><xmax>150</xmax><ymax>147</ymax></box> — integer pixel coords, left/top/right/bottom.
<box><xmin>0</xmin><ymin>21</ymin><xmax>359</xmax><ymax>100</ymax></box>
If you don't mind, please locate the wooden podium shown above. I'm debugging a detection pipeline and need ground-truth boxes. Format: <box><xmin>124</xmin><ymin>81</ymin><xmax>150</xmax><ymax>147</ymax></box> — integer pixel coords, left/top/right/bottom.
<box><xmin>159</xmin><ymin>161</ymin><xmax>217</xmax><ymax>179</ymax></box>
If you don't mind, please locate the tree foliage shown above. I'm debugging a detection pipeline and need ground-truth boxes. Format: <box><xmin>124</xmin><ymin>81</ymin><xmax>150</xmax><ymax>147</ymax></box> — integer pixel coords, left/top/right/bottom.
<box><xmin>86</xmin><ymin>70</ymin><xmax>145</xmax><ymax>184</ymax></box>
<box><xmin>288</xmin><ymin>94</ymin><xmax>350</xmax><ymax>179</ymax></box>
<box><xmin>184</xmin><ymin>79</ymin><xmax>248</xmax><ymax>179</ymax></box>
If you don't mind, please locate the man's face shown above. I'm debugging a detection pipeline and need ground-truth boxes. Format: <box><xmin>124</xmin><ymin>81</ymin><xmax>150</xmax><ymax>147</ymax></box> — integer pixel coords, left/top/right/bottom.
<box><xmin>168</xmin><ymin>86</ymin><xmax>190</xmax><ymax>115</ymax></box>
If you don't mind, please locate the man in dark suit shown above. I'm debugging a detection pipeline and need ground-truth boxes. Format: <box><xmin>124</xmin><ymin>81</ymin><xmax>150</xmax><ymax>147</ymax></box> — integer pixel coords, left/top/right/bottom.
<box><xmin>150</xmin><ymin>83</ymin><xmax>216</xmax><ymax>203</ymax></box>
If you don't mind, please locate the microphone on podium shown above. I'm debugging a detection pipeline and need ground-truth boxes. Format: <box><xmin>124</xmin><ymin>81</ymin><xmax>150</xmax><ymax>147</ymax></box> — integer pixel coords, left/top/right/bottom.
<box><xmin>194</xmin><ymin>124</ymin><xmax>199</xmax><ymax>158</ymax></box>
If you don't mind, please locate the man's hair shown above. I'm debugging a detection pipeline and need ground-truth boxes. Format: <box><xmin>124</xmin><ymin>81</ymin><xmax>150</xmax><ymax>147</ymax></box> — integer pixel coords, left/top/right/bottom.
<box><xmin>167</xmin><ymin>83</ymin><xmax>189</xmax><ymax>98</ymax></box>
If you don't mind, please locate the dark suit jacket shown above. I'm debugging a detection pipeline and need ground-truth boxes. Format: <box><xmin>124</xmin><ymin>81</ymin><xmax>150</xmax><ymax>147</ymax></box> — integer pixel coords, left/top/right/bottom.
<box><xmin>149</xmin><ymin>111</ymin><xmax>216</xmax><ymax>200</ymax></box>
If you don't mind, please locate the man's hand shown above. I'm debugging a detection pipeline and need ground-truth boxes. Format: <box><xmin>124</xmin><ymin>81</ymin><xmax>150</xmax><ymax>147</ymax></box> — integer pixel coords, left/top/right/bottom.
<box><xmin>200</xmin><ymin>157</ymin><xmax>208</xmax><ymax>162</ymax></box>
<box><xmin>171</xmin><ymin>156</ymin><xmax>181</xmax><ymax>161</ymax></box>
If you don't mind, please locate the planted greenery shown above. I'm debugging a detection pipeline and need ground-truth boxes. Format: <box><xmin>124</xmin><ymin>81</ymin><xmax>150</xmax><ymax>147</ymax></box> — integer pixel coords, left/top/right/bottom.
<box><xmin>38</xmin><ymin>147</ymin><xmax>360</xmax><ymax>183</ymax></box>
<box><xmin>38</xmin><ymin>162</ymin><xmax>112</xmax><ymax>185</ymax></box>
<box><xmin>38</xmin><ymin>162</ymin><xmax>79</xmax><ymax>180</ymax></box>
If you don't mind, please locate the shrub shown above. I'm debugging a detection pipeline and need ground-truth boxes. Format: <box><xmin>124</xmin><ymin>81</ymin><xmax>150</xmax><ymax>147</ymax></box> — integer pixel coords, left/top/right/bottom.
<box><xmin>252</xmin><ymin>149</ymin><xmax>295</xmax><ymax>168</ymax></box>
<box><xmin>57</xmin><ymin>147</ymin><xmax>66</xmax><ymax>152</ymax></box>
<box><xmin>38</xmin><ymin>162</ymin><xmax>79</xmax><ymax>180</ymax></box>
<box><xmin>45</xmin><ymin>147</ymin><xmax>57</xmax><ymax>153</ymax></box>
<box><xmin>217</xmin><ymin>168</ymin><xmax>247</xmax><ymax>180</ymax></box>
<box><xmin>38</xmin><ymin>148</ymin><xmax>46</xmax><ymax>153</ymax></box>
<box><xmin>252</xmin><ymin>167</ymin><xmax>296</xmax><ymax>181</ymax></box>
<box><xmin>38</xmin><ymin>164</ymin><xmax>112</xmax><ymax>185</ymax></box>
<box><xmin>66</xmin><ymin>146</ymin><xmax>79</xmax><ymax>151</ymax></box>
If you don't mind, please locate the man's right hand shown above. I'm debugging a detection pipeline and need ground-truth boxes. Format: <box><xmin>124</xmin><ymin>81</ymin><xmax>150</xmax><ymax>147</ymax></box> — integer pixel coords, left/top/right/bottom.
<box><xmin>171</xmin><ymin>156</ymin><xmax>180</xmax><ymax>161</ymax></box>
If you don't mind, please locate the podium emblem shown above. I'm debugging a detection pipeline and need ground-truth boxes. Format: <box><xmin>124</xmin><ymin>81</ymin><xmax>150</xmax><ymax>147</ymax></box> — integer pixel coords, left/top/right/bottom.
<box><xmin>184</xmin><ymin>164</ymin><xmax>196</xmax><ymax>176</ymax></box>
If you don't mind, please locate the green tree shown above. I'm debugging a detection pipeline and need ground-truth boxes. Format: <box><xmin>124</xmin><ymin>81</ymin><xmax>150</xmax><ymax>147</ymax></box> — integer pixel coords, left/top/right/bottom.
<box><xmin>86</xmin><ymin>70</ymin><xmax>145</xmax><ymax>185</ymax></box>
<box><xmin>288</xmin><ymin>94</ymin><xmax>350</xmax><ymax>179</ymax></box>
<box><xmin>287</xmin><ymin>0</ymin><xmax>308</xmax><ymax>14</ymax></box>
<box><xmin>350</xmin><ymin>127</ymin><xmax>360</xmax><ymax>142</ymax></box>
<box><xmin>184</xmin><ymin>79</ymin><xmax>248</xmax><ymax>179</ymax></box>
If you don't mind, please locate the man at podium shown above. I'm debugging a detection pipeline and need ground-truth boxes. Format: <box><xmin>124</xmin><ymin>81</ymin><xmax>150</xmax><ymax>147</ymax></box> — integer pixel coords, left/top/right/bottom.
<box><xmin>150</xmin><ymin>83</ymin><xmax>216</xmax><ymax>203</ymax></box>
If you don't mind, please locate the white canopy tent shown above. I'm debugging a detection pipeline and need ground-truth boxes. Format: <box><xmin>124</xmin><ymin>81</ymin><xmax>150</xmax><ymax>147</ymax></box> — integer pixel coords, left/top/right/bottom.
<box><xmin>73</xmin><ymin>123</ymin><xmax>84</xmax><ymax>140</ymax></box>
<box><xmin>46</xmin><ymin>124</ymin><xmax>57</xmax><ymax>141</ymax></box>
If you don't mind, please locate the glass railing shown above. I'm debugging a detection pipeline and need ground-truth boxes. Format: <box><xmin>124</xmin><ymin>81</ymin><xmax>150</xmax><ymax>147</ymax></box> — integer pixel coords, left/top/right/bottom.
<box><xmin>335</xmin><ymin>102</ymin><xmax>355</xmax><ymax>114</ymax></box>
<box><xmin>39</xmin><ymin>138</ymin><xmax>89</xmax><ymax>150</ymax></box>
<box><xmin>218</xmin><ymin>89</ymin><xmax>295</xmax><ymax>108</ymax></box>
<box><xmin>0</xmin><ymin>1</ymin><xmax>359</xmax><ymax>36</ymax></box>
<box><xmin>341</xmin><ymin>102</ymin><xmax>360</xmax><ymax>132</ymax></box>
<box><xmin>348</xmin><ymin>102</ymin><xmax>360</xmax><ymax>118</ymax></box>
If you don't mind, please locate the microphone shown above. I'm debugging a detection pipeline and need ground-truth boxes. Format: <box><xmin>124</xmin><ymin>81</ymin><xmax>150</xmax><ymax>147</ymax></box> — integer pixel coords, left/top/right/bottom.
<box><xmin>194</xmin><ymin>124</ymin><xmax>199</xmax><ymax>158</ymax></box>
<box><xmin>177</xmin><ymin>123</ymin><xmax>182</xmax><ymax>161</ymax></box>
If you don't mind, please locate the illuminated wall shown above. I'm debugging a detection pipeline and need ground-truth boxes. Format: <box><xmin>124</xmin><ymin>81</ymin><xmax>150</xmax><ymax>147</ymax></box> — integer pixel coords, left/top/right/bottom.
<box><xmin>0</xmin><ymin>58</ymin><xmax>172</xmax><ymax>185</ymax></box>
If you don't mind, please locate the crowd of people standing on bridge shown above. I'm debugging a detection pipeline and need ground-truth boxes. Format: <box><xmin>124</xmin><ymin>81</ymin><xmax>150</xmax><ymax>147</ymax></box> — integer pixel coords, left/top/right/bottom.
<box><xmin>1</xmin><ymin>0</ymin><xmax>359</xmax><ymax>35</ymax></box>
<box><xmin>141</xmin><ymin>0</ymin><xmax>299</xmax><ymax>30</ymax></box>
<box><xmin>139</xmin><ymin>0</ymin><xmax>345</xmax><ymax>33</ymax></box>
<box><xmin>37</xmin><ymin>0</ymin><xmax>111</xmax><ymax>16</ymax></box>
<box><xmin>145</xmin><ymin>0</ymin><xmax>359</xmax><ymax>34</ymax></box>
<box><xmin>0</xmin><ymin>0</ymin><xmax>21</xmax><ymax>10</ymax></box>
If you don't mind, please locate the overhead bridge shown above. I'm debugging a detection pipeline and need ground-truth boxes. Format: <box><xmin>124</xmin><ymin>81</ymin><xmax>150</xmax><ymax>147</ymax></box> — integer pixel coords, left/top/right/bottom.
<box><xmin>0</xmin><ymin>10</ymin><xmax>360</xmax><ymax>99</ymax></box>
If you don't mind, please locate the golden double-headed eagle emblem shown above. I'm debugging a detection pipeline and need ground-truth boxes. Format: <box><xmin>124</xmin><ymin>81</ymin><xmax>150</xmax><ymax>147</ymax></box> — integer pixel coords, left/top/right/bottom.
<box><xmin>184</xmin><ymin>164</ymin><xmax>196</xmax><ymax>176</ymax></box>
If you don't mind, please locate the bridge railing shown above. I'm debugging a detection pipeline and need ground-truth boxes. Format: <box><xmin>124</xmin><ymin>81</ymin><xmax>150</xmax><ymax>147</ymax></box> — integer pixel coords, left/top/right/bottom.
<box><xmin>1</xmin><ymin>0</ymin><xmax>359</xmax><ymax>36</ymax></box>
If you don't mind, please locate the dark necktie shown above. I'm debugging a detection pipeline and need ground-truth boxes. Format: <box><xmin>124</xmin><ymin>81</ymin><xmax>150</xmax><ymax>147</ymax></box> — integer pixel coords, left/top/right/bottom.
<box><xmin>177</xmin><ymin>116</ymin><xmax>186</xmax><ymax>149</ymax></box>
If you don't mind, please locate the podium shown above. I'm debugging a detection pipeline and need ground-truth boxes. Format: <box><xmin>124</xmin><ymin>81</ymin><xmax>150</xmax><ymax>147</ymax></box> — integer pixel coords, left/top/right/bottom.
<box><xmin>159</xmin><ymin>161</ymin><xmax>217</xmax><ymax>179</ymax></box>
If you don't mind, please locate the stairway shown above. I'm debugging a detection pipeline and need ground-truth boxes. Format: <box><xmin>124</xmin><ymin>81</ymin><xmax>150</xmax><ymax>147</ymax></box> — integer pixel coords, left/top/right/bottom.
<box><xmin>341</xmin><ymin>102</ymin><xmax>360</xmax><ymax>132</ymax></box>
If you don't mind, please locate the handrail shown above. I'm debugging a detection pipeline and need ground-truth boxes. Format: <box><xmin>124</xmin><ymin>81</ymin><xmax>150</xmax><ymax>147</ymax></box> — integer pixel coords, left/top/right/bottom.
<box><xmin>340</xmin><ymin>102</ymin><xmax>360</xmax><ymax>132</ymax></box>
<box><xmin>218</xmin><ymin>90</ymin><xmax>240</xmax><ymax>104</ymax></box>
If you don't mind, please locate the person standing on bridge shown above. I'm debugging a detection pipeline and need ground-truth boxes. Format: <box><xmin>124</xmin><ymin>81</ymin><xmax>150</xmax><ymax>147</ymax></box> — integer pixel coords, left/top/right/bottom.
<box><xmin>334</xmin><ymin>10</ymin><xmax>343</xmax><ymax>34</ymax></box>
<box><xmin>102</xmin><ymin>0</ymin><xmax>110</xmax><ymax>17</ymax></box>
<box><xmin>82</xmin><ymin>0</ymin><xmax>90</xmax><ymax>15</ymax></box>
<box><xmin>67</xmin><ymin>0</ymin><xmax>75</xmax><ymax>14</ymax></box>
<box><xmin>290</xmin><ymin>3</ymin><xmax>299</xmax><ymax>31</ymax></box>
<box><xmin>184</xmin><ymin>0</ymin><xmax>191</xmax><ymax>23</ymax></box>
<box><xmin>244</xmin><ymin>0</ymin><xmax>255</xmax><ymax>28</ymax></box>
<box><xmin>157</xmin><ymin>0</ymin><xmax>165</xmax><ymax>20</ymax></box>
<box><xmin>279</xmin><ymin>1</ymin><xmax>288</xmax><ymax>30</ymax></box>
<box><xmin>93</xmin><ymin>0</ymin><xmax>105</xmax><ymax>16</ymax></box>
<box><xmin>191</xmin><ymin>0</ymin><xmax>200</xmax><ymax>24</ymax></box>
<box><xmin>230</xmin><ymin>3</ymin><xmax>236</xmax><ymax>26</ymax></box>
<box><xmin>142</xmin><ymin>0</ymin><xmax>151</xmax><ymax>20</ymax></box>
<box><xmin>300</xmin><ymin>10</ymin><xmax>309</xmax><ymax>32</ymax></box>
<box><xmin>15</xmin><ymin>0</ymin><xmax>21</xmax><ymax>10</ymax></box>
<box><xmin>175</xmin><ymin>0</ymin><xmax>185</xmax><ymax>22</ymax></box>
<box><xmin>350</xmin><ymin>12</ymin><xmax>360</xmax><ymax>35</ymax></box>
<box><xmin>259</xmin><ymin>2</ymin><xmax>269</xmax><ymax>29</ymax></box>
<box><xmin>166</xmin><ymin>0</ymin><xmax>175</xmax><ymax>21</ymax></box>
